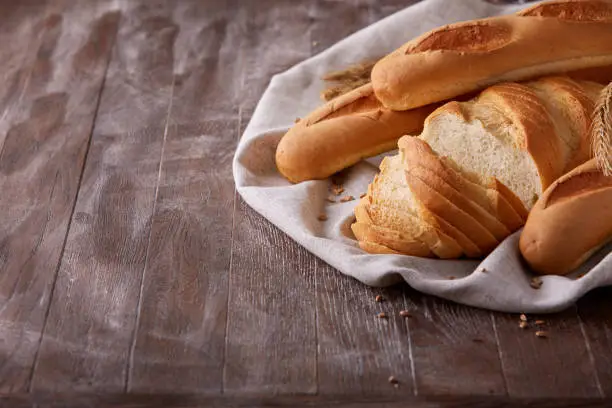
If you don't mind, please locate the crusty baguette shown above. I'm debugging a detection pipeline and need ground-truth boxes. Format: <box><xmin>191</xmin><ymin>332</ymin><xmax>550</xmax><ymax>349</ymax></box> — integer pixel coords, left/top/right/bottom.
<box><xmin>371</xmin><ymin>0</ymin><xmax>612</xmax><ymax>111</ymax></box>
<box><xmin>275</xmin><ymin>83</ymin><xmax>438</xmax><ymax>183</ymax></box>
<box><xmin>519</xmin><ymin>159</ymin><xmax>612</xmax><ymax>275</ymax></box>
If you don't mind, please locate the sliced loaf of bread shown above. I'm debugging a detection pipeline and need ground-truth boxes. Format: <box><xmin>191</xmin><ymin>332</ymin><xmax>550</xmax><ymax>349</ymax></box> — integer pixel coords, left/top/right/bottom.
<box><xmin>353</xmin><ymin>75</ymin><xmax>604</xmax><ymax>258</ymax></box>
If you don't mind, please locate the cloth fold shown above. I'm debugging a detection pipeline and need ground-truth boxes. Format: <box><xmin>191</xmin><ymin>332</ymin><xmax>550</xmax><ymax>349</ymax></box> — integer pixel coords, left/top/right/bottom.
<box><xmin>232</xmin><ymin>0</ymin><xmax>612</xmax><ymax>313</ymax></box>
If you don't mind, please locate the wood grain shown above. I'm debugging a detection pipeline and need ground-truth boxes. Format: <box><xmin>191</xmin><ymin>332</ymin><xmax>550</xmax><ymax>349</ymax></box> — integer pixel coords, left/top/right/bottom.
<box><xmin>311</xmin><ymin>0</ymin><xmax>415</xmax><ymax>397</ymax></box>
<box><xmin>0</xmin><ymin>0</ymin><xmax>119</xmax><ymax>392</ymax></box>
<box><xmin>128</xmin><ymin>0</ymin><xmax>241</xmax><ymax>392</ymax></box>
<box><xmin>406</xmin><ymin>289</ymin><xmax>506</xmax><ymax>396</ymax></box>
<box><xmin>492</xmin><ymin>307</ymin><xmax>601</xmax><ymax>398</ymax></box>
<box><xmin>317</xmin><ymin>270</ymin><xmax>416</xmax><ymax>396</ymax></box>
<box><xmin>30</xmin><ymin>0</ymin><xmax>175</xmax><ymax>392</ymax></box>
<box><xmin>3</xmin><ymin>393</ymin><xmax>612</xmax><ymax>408</ymax></box>
<box><xmin>577</xmin><ymin>288</ymin><xmax>612</xmax><ymax>396</ymax></box>
<box><xmin>223</xmin><ymin>0</ymin><xmax>319</xmax><ymax>395</ymax></box>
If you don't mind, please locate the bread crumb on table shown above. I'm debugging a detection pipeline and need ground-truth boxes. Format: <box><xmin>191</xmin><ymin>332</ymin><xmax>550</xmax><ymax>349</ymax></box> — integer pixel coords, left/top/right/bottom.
<box><xmin>535</xmin><ymin>330</ymin><xmax>548</xmax><ymax>338</ymax></box>
<box><xmin>340</xmin><ymin>195</ymin><xmax>355</xmax><ymax>202</ymax></box>
<box><xmin>317</xmin><ymin>214</ymin><xmax>328</xmax><ymax>221</ymax></box>
<box><xmin>530</xmin><ymin>277</ymin><xmax>543</xmax><ymax>289</ymax></box>
<box><xmin>399</xmin><ymin>310</ymin><xmax>411</xmax><ymax>318</ymax></box>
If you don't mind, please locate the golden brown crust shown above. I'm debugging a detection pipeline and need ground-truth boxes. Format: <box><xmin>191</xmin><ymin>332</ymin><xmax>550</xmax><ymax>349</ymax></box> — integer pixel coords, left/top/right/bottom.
<box><xmin>405</xmin><ymin>169</ymin><xmax>499</xmax><ymax>253</ymax></box>
<box><xmin>351</xmin><ymin>221</ymin><xmax>434</xmax><ymax>257</ymax></box>
<box><xmin>519</xmin><ymin>159</ymin><xmax>612</xmax><ymax>275</ymax></box>
<box><xmin>372</xmin><ymin>0</ymin><xmax>612</xmax><ymax>111</ymax></box>
<box><xmin>420</xmin><ymin>212</ymin><xmax>483</xmax><ymax>258</ymax></box>
<box><xmin>526</xmin><ymin>76</ymin><xmax>599</xmax><ymax>171</ymax></box>
<box><xmin>275</xmin><ymin>83</ymin><xmax>437</xmax><ymax>183</ymax></box>
<box><xmin>477</xmin><ymin>82</ymin><xmax>566</xmax><ymax>191</ymax></box>
<box><xmin>517</xmin><ymin>0</ymin><xmax>612</xmax><ymax>22</ymax></box>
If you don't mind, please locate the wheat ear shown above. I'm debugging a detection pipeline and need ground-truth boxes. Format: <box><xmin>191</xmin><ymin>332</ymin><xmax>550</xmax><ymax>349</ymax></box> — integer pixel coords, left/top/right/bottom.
<box><xmin>591</xmin><ymin>81</ymin><xmax>612</xmax><ymax>176</ymax></box>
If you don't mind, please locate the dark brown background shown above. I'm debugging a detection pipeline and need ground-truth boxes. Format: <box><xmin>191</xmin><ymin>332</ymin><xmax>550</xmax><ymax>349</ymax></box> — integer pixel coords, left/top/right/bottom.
<box><xmin>1</xmin><ymin>0</ymin><xmax>611</xmax><ymax>407</ymax></box>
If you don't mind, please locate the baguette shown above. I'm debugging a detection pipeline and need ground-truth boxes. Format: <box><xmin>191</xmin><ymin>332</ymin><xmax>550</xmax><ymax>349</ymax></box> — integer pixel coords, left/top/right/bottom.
<box><xmin>371</xmin><ymin>0</ymin><xmax>612</xmax><ymax>111</ymax></box>
<box><xmin>275</xmin><ymin>83</ymin><xmax>438</xmax><ymax>183</ymax></box>
<box><xmin>519</xmin><ymin>159</ymin><xmax>612</xmax><ymax>275</ymax></box>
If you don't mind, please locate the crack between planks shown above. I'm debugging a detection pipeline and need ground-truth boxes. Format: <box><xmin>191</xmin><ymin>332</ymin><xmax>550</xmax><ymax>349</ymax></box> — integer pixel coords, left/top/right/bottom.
<box><xmin>576</xmin><ymin>304</ymin><xmax>605</xmax><ymax>398</ymax></box>
<box><xmin>27</xmin><ymin>2</ymin><xmax>120</xmax><ymax>390</ymax></box>
<box><xmin>490</xmin><ymin>313</ymin><xmax>510</xmax><ymax>397</ymax></box>
<box><xmin>402</xmin><ymin>293</ymin><xmax>418</xmax><ymax>397</ymax></box>
<box><xmin>125</xmin><ymin>74</ymin><xmax>176</xmax><ymax>393</ymax></box>
<box><xmin>221</xmin><ymin>102</ymin><xmax>242</xmax><ymax>394</ymax></box>
<box><xmin>308</xmin><ymin>1</ymin><xmax>320</xmax><ymax>396</ymax></box>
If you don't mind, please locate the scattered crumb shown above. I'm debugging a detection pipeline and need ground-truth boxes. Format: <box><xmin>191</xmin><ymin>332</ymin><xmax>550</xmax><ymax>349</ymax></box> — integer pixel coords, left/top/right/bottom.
<box><xmin>312</xmin><ymin>41</ymin><xmax>319</xmax><ymax>47</ymax></box>
<box><xmin>481</xmin><ymin>268</ymin><xmax>488</xmax><ymax>273</ymax></box>
<box><xmin>519</xmin><ymin>321</ymin><xmax>528</xmax><ymax>329</ymax></box>
<box><xmin>377</xmin><ymin>312</ymin><xmax>387</xmax><ymax>319</ymax></box>
<box><xmin>520</xmin><ymin>314</ymin><xmax>528</xmax><ymax>322</ymax></box>
<box><xmin>535</xmin><ymin>320</ymin><xmax>545</xmax><ymax>325</ymax></box>
<box><xmin>399</xmin><ymin>310</ymin><xmax>411</xmax><ymax>318</ymax></box>
<box><xmin>448</xmin><ymin>276</ymin><xmax>456</xmax><ymax>280</ymax></box>
<box><xmin>317</xmin><ymin>214</ymin><xmax>328</xmax><ymax>221</ymax></box>
<box><xmin>530</xmin><ymin>277</ymin><xmax>543</xmax><ymax>289</ymax></box>
<box><xmin>393</xmin><ymin>383</ymin><xmax>399</xmax><ymax>388</ymax></box>
<box><xmin>331</xmin><ymin>185</ymin><xmax>344</xmax><ymax>196</ymax></box>
<box><xmin>340</xmin><ymin>195</ymin><xmax>355</xmax><ymax>203</ymax></box>
<box><xmin>388</xmin><ymin>376</ymin><xmax>398</xmax><ymax>384</ymax></box>
<box><xmin>325</xmin><ymin>196</ymin><xmax>336</xmax><ymax>203</ymax></box>
<box><xmin>294</xmin><ymin>117</ymin><xmax>301</xmax><ymax>123</ymax></box>
<box><xmin>360</xmin><ymin>192</ymin><xmax>367</xmax><ymax>198</ymax></box>
<box><xmin>535</xmin><ymin>330</ymin><xmax>548</xmax><ymax>338</ymax></box>
<box><xmin>375</xmin><ymin>295</ymin><xmax>384</xmax><ymax>302</ymax></box>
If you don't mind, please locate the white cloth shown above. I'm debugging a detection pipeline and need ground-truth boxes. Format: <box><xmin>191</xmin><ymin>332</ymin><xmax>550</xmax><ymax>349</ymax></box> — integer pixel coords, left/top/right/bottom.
<box><xmin>232</xmin><ymin>0</ymin><xmax>612</xmax><ymax>313</ymax></box>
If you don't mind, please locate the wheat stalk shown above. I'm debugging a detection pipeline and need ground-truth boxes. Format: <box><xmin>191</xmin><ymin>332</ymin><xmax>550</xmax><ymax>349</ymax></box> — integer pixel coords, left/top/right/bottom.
<box><xmin>591</xmin><ymin>81</ymin><xmax>612</xmax><ymax>176</ymax></box>
<box><xmin>320</xmin><ymin>58</ymin><xmax>380</xmax><ymax>101</ymax></box>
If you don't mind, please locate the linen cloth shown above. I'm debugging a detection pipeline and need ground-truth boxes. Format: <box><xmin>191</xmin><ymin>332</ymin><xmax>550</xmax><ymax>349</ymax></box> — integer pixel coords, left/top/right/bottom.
<box><xmin>232</xmin><ymin>0</ymin><xmax>612</xmax><ymax>313</ymax></box>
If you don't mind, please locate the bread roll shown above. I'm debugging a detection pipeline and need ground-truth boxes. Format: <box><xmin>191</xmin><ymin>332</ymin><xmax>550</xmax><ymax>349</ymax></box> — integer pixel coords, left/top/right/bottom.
<box><xmin>371</xmin><ymin>0</ymin><xmax>612</xmax><ymax>111</ymax></box>
<box><xmin>519</xmin><ymin>159</ymin><xmax>612</xmax><ymax>275</ymax></box>
<box><xmin>275</xmin><ymin>83</ymin><xmax>438</xmax><ymax>183</ymax></box>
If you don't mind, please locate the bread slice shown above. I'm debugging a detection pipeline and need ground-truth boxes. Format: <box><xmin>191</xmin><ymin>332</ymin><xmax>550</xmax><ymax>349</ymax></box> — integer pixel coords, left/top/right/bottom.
<box><xmin>420</xmin><ymin>84</ymin><xmax>562</xmax><ymax>209</ymax></box>
<box><xmin>356</xmin><ymin>158</ymin><xmax>464</xmax><ymax>259</ymax></box>
<box><xmin>400</xmin><ymin>137</ymin><xmax>525</xmax><ymax>232</ymax></box>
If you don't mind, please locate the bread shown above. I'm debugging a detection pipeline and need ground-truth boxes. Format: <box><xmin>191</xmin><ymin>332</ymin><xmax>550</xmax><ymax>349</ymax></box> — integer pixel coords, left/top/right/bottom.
<box><xmin>371</xmin><ymin>0</ymin><xmax>612</xmax><ymax>111</ymax></box>
<box><xmin>353</xmin><ymin>76</ymin><xmax>603</xmax><ymax>258</ymax></box>
<box><xmin>275</xmin><ymin>83</ymin><xmax>438</xmax><ymax>183</ymax></box>
<box><xmin>519</xmin><ymin>159</ymin><xmax>612</xmax><ymax>275</ymax></box>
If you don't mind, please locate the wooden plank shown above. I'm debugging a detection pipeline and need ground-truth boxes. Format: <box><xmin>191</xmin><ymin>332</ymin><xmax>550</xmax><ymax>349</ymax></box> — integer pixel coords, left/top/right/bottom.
<box><xmin>30</xmin><ymin>0</ymin><xmax>175</xmax><ymax>392</ymax></box>
<box><xmin>0</xmin><ymin>0</ymin><xmax>119</xmax><ymax>392</ymax></box>
<box><xmin>128</xmin><ymin>0</ymin><xmax>242</xmax><ymax>392</ymax></box>
<box><xmin>577</xmin><ymin>288</ymin><xmax>612</xmax><ymax>396</ymax></box>
<box><xmin>406</xmin><ymin>289</ymin><xmax>507</xmax><ymax>396</ymax></box>
<box><xmin>3</xmin><ymin>393</ymin><xmax>612</xmax><ymax>408</ymax></box>
<box><xmin>492</xmin><ymin>306</ymin><xmax>601</xmax><ymax>398</ymax></box>
<box><xmin>223</xmin><ymin>0</ymin><xmax>318</xmax><ymax>394</ymax></box>
<box><xmin>224</xmin><ymin>195</ymin><xmax>318</xmax><ymax>394</ymax></box>
<box><xmin>311</xmin><ymin>0</ymin><xmax>415</xmax><ymax>397</ymax></box>
<box><xmin>317</xmin><ymin>267</ymin><xmax>416</xmax><ymax>396</ymax></box>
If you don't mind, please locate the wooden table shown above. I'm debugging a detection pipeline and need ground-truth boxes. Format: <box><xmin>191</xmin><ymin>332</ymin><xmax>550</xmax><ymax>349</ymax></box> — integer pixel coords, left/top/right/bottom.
<box><xmin>1</xmin><ymin>0</ymin><xmax>612</xmax><ymax>406</ymax></box>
